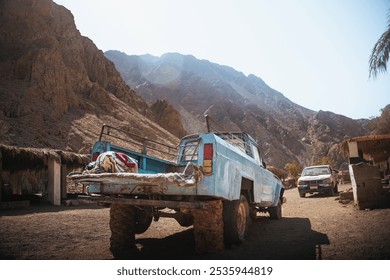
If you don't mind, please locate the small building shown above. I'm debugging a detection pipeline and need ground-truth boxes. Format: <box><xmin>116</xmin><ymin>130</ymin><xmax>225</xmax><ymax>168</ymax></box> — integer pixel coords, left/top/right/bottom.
<box><xmin>343</xmin><ymin>134</ymin><xmax>390</xmax><ymax>209</ymax></box>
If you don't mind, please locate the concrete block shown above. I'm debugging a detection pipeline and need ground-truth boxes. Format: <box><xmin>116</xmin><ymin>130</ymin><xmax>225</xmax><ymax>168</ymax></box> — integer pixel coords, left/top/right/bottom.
<box><xmin>349</xmin><ymin>163</ymin><xmax>388</xmax><ymax>210</ymax></box>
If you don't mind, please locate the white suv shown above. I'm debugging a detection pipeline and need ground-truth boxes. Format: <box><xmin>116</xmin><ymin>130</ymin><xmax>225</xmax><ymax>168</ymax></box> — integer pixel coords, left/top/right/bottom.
<box><xmin>297</xmin><ymin>165</ymin><xmax>338</xmax><ymax>197</ymax></box>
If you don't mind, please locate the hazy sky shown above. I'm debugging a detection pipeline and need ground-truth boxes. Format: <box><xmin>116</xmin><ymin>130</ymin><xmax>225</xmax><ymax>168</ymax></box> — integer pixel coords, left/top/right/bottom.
<box><xmin>54</xmin><ymin>0</ymin><xmax>390</xmax><ymax>119</ymax></box>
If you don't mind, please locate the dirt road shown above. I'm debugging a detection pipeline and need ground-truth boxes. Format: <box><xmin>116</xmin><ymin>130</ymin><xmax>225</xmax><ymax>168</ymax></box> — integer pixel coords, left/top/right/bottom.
<box><xmin>1</xmin><ymin>183</ymin><xmax>390</xmax><ymax>260</ymax></box>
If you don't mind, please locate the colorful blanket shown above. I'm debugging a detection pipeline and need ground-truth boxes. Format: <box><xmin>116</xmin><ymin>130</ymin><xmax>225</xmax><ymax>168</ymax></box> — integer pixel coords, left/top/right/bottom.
<box><xmin>85</xmin><ymin>151</ymin><xmax>138</xmax><ymax>173</ymax></box>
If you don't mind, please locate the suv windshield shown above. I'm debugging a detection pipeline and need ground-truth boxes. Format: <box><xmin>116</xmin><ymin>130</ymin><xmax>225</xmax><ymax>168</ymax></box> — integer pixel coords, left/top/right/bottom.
<box><xmin>302</xmin><ymin>166</ymin><xmax>330</xmax><ymax>176</ymax></box>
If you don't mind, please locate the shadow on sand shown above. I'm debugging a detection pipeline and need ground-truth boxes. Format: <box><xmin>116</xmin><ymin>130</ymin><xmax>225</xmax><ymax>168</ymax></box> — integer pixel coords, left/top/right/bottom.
<box><xmin>127</xmin><ymin>216</ymin><xmax>329</xmax><ymax>260</ymax></box>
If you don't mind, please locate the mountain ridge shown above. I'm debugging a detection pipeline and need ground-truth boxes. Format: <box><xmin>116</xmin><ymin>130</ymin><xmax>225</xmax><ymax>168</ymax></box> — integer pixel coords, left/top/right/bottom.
<box><xmin>105</xmin><ymin>50</ymin><xmax>370</xmax><ymax>168</ymax></box>
<box><xmin>0</xmin><ymin>0</ymin><xmax>371</xmax><ymax>170</ymax></box>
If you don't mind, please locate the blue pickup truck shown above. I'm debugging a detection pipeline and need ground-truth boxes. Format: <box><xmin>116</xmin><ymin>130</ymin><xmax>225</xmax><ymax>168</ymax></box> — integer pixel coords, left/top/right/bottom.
<box><xmin>69</xmin><ymin>124</ymin><xmax>285</xmax><ymax>258</ymax></box>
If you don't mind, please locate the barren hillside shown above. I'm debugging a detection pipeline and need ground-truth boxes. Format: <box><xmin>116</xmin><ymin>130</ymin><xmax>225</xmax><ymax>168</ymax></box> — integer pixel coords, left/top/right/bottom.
<box><xmin>0</xmin><ymin>0</ymin><xmax>184</xmax><ymax>154</ymax></box>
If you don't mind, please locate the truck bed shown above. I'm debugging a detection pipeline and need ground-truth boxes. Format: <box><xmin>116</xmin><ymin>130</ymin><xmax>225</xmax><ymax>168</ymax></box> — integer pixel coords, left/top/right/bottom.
<box><xmin>68</xmin><ymin>162</ymin><xmax>203</xmax><ymax>196</ymax></box>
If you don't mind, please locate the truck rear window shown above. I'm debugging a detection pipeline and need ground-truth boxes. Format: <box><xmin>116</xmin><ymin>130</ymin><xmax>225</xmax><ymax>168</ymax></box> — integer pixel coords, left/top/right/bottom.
<box><xmin>217</xmin><ymin>134</ymin><xmax>253</xmax><ymax>157</ymax></box>
<box><xmin>180</xmin><ymin>140</ymin><xmax>199</xmax><ymax>161</ymax></box>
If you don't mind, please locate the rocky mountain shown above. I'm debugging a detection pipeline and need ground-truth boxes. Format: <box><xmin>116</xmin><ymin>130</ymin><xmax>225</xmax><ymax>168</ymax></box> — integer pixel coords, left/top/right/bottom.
<box><xmin>0</xmin><ymin>0</ymin><xmax>372</xmax><ymax>170</ymax></box>
<box><xmin>0</xmin><ymin>0</ymin><xmax>184</xmax><ymax>155</ymax></box>
<box><xmin>105</xmin><ymin>51</ymin><xmax>371</xmax><ymax>169</ymax></box>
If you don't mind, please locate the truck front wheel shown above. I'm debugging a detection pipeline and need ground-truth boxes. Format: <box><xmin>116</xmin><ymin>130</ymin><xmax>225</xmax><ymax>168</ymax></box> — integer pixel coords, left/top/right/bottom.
<box><xmin>268</xmin><ymin>198</ymin><xmax>282</xmax><ymax>219</ymax></box>
<box><xmin>109</xmin><ymin>203</ymin><xmax>137</xmax><ymax>259</ymax></box>
<box><xmin>223</xmin><ymin>195</ymin><xmax>251</xmax><ymax>245</ymax></box>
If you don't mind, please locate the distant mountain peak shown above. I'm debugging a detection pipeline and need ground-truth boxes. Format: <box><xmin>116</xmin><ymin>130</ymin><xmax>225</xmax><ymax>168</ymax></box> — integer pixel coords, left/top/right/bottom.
<box><xmin>106</xmin><ymin>51</ymin><xmax>370</xmax><ymax>168</ymax></box>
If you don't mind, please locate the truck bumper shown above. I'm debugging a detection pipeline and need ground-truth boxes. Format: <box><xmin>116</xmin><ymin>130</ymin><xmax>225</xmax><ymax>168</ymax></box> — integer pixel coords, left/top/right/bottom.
<box><xmin>298</xmin><ymin>185</ymin><xmax>333</xmax><ymax>194</ymax></box>
<box><xmin>75</xmin><ymin>195</ymin><xmax>215</xmax><ymax>210</ymax></box>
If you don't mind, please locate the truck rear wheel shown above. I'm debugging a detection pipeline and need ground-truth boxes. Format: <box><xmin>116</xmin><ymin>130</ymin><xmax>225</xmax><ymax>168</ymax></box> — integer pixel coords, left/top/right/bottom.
<box><xmin>223</xmin><ymin>195</ymin><xmax>251</xmax><ymax>245</ymax></box>
<box><xmin>192</xmin><ymin>200</ymin><xmax>224</xmax><ymax>253</ymax></box>
<box><xmin>109</xmin><ymin>203</ymin><xmax>137</xmax><ymax>259</ymax></box>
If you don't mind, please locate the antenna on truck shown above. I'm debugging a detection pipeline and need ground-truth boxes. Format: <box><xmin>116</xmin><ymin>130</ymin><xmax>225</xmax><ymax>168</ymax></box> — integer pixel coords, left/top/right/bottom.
<box><xmin>204</xmin><ymin>105</ymin><xmax>234</xmax><ymax>133</ymax></box>
<box><xmin>203</xmin><ymin>105</ymin><xmax>252</xmax><ymax>155</ymax></box>
<box><xmin>204</xmin><ymin>105</ymin><xmax>214</xmax><ymax>133</ymax></box>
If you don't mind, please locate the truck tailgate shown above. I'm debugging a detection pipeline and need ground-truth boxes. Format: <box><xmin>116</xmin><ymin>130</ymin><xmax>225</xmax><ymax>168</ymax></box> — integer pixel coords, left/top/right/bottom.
<box><xmin>68</xmin><ymin>163</ymin><xmax>204</xmax><ymax>196</ymax></box>
<box><xmin>68</xmin><ymin>171</ymin><xmax>198</xmax><ymax>187</ymax></box>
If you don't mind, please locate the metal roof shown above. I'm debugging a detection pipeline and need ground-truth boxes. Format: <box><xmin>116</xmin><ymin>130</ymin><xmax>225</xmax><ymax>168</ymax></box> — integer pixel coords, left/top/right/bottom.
<box><xmin>348</xmin><ymin>134</ymin><xmax>390</xmax><ymax>162</ymax></box>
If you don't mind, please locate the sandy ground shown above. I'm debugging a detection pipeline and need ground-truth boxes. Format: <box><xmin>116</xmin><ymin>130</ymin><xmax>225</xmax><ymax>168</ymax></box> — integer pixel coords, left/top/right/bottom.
<box><xmin>0</xmin><ymin>183</ymin><xmax>390</xmax><ymax>260</ymax></box>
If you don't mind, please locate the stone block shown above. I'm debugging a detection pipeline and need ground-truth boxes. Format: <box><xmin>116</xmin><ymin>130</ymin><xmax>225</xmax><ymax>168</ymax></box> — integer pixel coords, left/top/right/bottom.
<box><xmin>349</xmin><ymin>163</ymin><xmax>388</xmax><ymax>210</ymax></box>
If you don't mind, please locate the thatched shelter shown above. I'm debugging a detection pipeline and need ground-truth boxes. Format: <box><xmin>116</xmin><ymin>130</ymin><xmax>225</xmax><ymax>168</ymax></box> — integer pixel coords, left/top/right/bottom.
<box><xmin>0</xmin><ymin>144</ymin><xmax>89</xmax><ymax>170</ymax></box>
<box><xmin>0</xmin><ymin>144</ymin><xmax>89</xmax><ymax>205</ymax></box>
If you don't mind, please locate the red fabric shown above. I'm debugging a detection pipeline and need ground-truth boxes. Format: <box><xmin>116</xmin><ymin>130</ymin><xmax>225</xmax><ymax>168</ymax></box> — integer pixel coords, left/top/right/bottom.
<box><xmin>115</xmin><ymin>152</ymin><xmax>136</xmax><ymax>168</ymax></box>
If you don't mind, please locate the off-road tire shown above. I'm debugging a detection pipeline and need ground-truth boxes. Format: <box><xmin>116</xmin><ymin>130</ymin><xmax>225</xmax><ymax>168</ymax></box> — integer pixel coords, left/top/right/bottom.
<box><xmin>135</xmin><ymin>207</ymin><xmax>153</xmax><ymax>234</ymax></box>
<box><xmin>299</xmin><ymin>191</ymin><xmax>306</xmax><ymax>198</ymax></box>
<box><xmin>192</xmin><ymin>200</ymin><xmax>224</xmax><ymax>253</ymax></box>
<box><xmin>223</xmin><ymin>195</ymin><xmax>251</xmax><ymax>246</ymax></box>
<box><xmin>109</xmin><ymin>203</ymin><xmax>137</xmax><ymax>259</ymax></box>
<box><xmin>268</xmin><ymin>198</ymin><xmax>282</xmax><ymax>219</ymax></box>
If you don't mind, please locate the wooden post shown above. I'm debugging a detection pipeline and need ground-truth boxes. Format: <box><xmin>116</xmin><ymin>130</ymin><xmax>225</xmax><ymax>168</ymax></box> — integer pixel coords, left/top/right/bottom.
<box><xmin>48</xmin><ymin>158</ymin><xmax>61</xmax><ymax>206</ymax></box>
<box><xmin>61</xmin><ymin>164</ymin><xmax>67</xmax><ymax>200</ymax></box>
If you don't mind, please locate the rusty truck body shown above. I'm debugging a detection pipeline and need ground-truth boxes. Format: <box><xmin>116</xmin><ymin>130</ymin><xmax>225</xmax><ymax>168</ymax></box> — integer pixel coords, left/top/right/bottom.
<box><xmin>69</xmin><ymin>124</ymin><xmax>285</xmax><ymax>258</ymax></box>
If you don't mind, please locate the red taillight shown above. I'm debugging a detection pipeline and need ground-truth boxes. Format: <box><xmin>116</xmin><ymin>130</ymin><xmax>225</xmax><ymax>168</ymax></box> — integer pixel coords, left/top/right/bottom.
<box><xmin>204</xmin><ymin>144</ymin><xmax>213</xmax><ymax>159</ymax></box>
<box><xmin>203</xmin><ymin>144</ymin><xmax>213</xmax><ymax>175</ymax></box>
